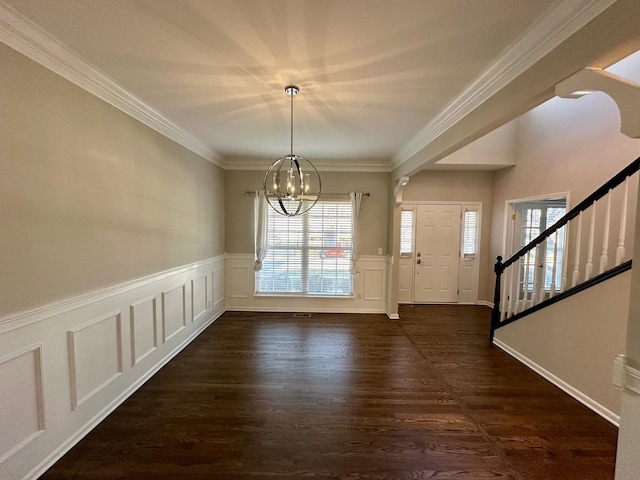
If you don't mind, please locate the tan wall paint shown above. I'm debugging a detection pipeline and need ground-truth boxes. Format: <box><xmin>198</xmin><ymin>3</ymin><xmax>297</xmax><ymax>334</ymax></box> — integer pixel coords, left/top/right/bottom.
<box><xmin>402</xmin><ymin>170</ymin><xmax>494</xmax><ymax>302</ymax></box>
<box><xmin>224</xmin><ymin>170</ymin><xmax>390</xmax><ymax>255</ymax></box>
<box><xmin>495</xmin><ymin>270</ymin><xmax>630</xmax><ymax>416</ymax></box>
<box><xmin>0</xmin><ymin>44</ymin><xmax>225</xmax><ymax>317</ymax></box>
<box><xmin>490</xmin><ymin>52</ymin><xmax>640</xmax><ymax>272</ymax></box>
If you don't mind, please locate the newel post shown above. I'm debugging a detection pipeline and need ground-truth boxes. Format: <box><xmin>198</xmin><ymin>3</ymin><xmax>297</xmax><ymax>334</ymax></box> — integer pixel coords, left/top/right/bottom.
<box><xmin>490</xmin><ymin>256</ymin><xmax>503</xmax><ymax>343</ymax></box>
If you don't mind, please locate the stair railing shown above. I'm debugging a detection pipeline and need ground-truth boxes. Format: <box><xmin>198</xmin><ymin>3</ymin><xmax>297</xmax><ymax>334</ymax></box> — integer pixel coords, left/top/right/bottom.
<box><xmin>491</xmin><ymin>157</ymin><xmax>640</xmax><ymax>341</ymax></box>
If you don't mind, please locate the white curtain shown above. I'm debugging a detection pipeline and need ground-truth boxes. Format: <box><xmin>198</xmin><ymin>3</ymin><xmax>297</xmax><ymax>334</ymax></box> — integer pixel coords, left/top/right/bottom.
<box><xmin>350</xmin><ymin>192</ymin><xmax>362</xmax><ymax>275</ymax></box>
<box><xmin>254</xmin><ymin>190</ymin><xmax>269</xmax><ymax>272</ymax></box>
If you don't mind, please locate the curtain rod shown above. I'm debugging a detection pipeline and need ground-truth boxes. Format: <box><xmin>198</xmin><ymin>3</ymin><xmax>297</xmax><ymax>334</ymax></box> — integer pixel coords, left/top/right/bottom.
<box><xmin>241</xmin><ymin>190</ymin><xmax>370</xmax><ymax>196</ymax></box>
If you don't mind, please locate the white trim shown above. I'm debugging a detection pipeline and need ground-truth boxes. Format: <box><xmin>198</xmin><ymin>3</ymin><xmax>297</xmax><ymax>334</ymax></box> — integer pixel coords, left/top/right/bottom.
<box><xmin>0</xmin><ymin>256</ymin><xmax>223</xmax><ymax>334</ymax></box>
<box><xmin>228</xmin><ymin>157</ymin><xmax>391</xmax><ymax>173</ymax></box>
<box><xmin>476</xmin><ymin>301</ymin><xmax>494</xmax><ymax>308</ymax></box>
<box><xmin>387</xmin><ymin>313</ymin><xmax>400</xmax><ymax>320</ymax></box>
<box><xmin>0</xmin><ymin>1</ymin><xmax>222</xmax><ymax>167</ymax></box>
<box><xmin>625</xmin><ymin>364</ymin><xmax>640</xmax><ymax>395</ymax></box>
<box><xmin>227</xmin><ymin>306</ymin><xmax>386</xmax><ymax>315</ymax></box>
<box><xmin>493</xmin><ymin>338</ymin><xmax>620</xmax><ymax>426</ymax></box>
<box><xmin>25</xmin><ymin>309</ymin><xmax>223</xmax><ymax>480</ymax></box>
<box><xmin>391</xmin><ymin>0</ymin><xmax>616</xmax><ymax>169</ymax></box>
<box><xmin>0</xmin><ymin>343</ymin><xmax>46</xmax><ymax>464</ymax></box>
<box><xmin>613</xmin><ymin>355</ymin><xmax>640</xmax><ymax>395</ymax></box>
<box><xmin>502</xmin><ymin>191</ymin><xmax>571</xmax><ymax>259</ymax></box>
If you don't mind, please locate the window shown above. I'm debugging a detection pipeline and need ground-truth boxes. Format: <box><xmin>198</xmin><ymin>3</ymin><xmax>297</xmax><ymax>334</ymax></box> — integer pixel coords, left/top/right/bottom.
<box><xmin>400</xmin><ymin>209</ymin><xmax>414</xmax><ymax>256</ymax></box>
<box><xmin>256</xmin><ymin>199</ymin><xmax>353</xmax><ymax>296</ymax></box>
<box><xmin>515</xmin><ymin>200</ymin><xmax>566</xmax><ymax>294</ymax></box>
<box><xmin>462</xmin><ymin>210</ymin><xmax>478</xmax><ymax>256</ymax></box>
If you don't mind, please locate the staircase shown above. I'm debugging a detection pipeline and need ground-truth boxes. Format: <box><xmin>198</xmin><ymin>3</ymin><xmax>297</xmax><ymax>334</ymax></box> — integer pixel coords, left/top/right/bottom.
<box><xmin>490</xmin><ymin>156</ymin><xmax>640</xmax><ymax>341</ymax></box>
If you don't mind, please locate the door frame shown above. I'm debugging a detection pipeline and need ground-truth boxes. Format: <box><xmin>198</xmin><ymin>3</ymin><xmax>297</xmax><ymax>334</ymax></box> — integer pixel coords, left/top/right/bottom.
<box><xmin>502</xmin><ymin>192</ymin><xmax>571</xmax><ymax>258</ymax></box>
<box><xmin>398</xmin><ymin>201</ymin><xmax>482</xmax><ymax>304</ymax></box>
<box><xmin>502</xmin><ymin>192</ymin><xmax>570</xmax><ymax>310</ymax></box>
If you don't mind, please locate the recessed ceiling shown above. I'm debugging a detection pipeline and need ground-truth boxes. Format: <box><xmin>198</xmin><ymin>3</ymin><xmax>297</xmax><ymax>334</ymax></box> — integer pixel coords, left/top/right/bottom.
<box><xmin>0</xmin><ymin>0</ymin><xmax>621</xmax><ymax>170</ymax></box>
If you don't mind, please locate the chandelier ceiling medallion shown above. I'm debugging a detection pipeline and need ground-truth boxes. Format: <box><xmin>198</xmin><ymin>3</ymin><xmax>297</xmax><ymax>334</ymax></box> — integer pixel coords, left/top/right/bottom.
<box><xmin>263</xmin><ymin>85</ymin><xmax>321</xmax><ymax>216</ymax></box>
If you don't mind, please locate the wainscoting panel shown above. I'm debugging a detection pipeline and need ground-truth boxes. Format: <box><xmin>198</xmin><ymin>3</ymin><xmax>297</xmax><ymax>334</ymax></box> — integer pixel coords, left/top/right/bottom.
<box><xmin>191</xmin><ymin>276</ymin><xmax>208</xmax><ymax>323</ymax></box>
<box><xmin>213</xmin><ymin>266</ymin><xmax>224</xmax><ymax>310</ymax></box>
<box><xmin>162</xmin><ymin>284</ymin><xmax>186</xmax><ymax>343</ymax></box>
<box><xmin>363</xmin><ymin>268</ymin><xmax>384</xmax><ymax>301</ymax></box>
<box><xmin>225</xmin><ymin>254</ymin><xmax>387</xmax><ymax>313</ymax></box>
<box><xmin>228</xmin><ymin>261</ymin><xmax>251</xmax><ymax>299</ymax></box>
<box><xmin>0</xmin><ymin>344</ymin><xmax>45</xmax><ymax>465</ymax></box>
<box><xmin>68</xmin><ymin>312</ymin><xmax>123</xmax><ymax>410</ymax></box>
<box><xmin>129</xmin><ymin>296</ymin><xmax>157</xmax><ymax>367</ymax></box>
<box><xmin>0</xmin><ymin>255</ymin><xmax>225</xmax><ymax>480</ymax></box>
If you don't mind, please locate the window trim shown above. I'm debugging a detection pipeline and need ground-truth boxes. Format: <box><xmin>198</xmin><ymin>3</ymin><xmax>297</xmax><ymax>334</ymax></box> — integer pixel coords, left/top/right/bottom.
<box><xmin>255</xmin><ymin>198</ymin><xmax>354</xmax><ymax>298</ymax></box>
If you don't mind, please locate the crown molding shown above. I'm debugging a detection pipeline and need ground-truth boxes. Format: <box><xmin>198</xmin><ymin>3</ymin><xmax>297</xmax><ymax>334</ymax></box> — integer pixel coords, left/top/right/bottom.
<box><xmin>226</xmin><ymin>157</ymin><xmax>392</xmax><ymax>173</ymax></box>
<box><xmin>0</xmin><ymin>1</ymin><xmax>223</xmax><ymax>167</ymax></box>
<box><xmin>391</xmin><ymin>0</ymin><xmax>617</xmax><ymax>170</ymax></box>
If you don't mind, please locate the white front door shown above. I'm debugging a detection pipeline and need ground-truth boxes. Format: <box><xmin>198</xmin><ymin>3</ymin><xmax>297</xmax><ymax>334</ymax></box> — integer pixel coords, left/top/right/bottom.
<box><xmin>413</xmin><ymin>204</ymin><xmax>461</xmax><ymax>302</ymax></box>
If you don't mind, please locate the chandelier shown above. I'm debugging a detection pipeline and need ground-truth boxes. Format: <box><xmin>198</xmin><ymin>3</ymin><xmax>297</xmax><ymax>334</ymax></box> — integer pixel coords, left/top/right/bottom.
<box><xmin>263</xmin><ymin>85</ymin><xmax>321</xmax><ymax>216</ymax></box>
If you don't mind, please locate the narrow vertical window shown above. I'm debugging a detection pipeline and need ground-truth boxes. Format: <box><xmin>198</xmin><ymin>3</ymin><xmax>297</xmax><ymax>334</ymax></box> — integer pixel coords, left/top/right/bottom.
<box><xmin>400</xmin><ymin>209</ymin><xmax>414</xmax><ymax>256</ymax></box>
<box><xmin>462</xmin><ymin>210</ymin><xmax>478</xmax><ymax>256</ymax></box>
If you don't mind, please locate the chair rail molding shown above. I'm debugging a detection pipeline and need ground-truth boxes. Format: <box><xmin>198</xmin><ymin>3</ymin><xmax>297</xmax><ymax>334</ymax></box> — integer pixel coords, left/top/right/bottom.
<box><xmin>0</xmin><ymin>255</ymin><xmax>225</xmax><ymax>480</ymax></box>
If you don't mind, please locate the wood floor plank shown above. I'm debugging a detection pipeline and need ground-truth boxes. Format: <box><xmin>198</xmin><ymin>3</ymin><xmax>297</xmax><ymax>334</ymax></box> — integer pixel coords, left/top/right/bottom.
<box><xmin>39</xmin><ymin>306</ymin><xmax>617</xmax><ymax>479</ymax></box>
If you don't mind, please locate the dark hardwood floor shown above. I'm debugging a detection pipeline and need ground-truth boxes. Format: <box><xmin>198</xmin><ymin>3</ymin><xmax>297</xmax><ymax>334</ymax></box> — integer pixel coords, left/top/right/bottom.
<box><xmin>40</xmin><ymin>305</ymin><xmax>618</xmax><ymax>479</ymax></box>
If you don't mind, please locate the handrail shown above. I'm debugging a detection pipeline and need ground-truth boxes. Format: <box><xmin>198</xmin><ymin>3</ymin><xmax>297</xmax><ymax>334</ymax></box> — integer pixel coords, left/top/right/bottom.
<box><xmin>491</xmin><ymin>156</ymin><xmax>640</xmax><ymax>341</ymax></box>
<box><xmin>502</xmin><ymin>156</ymin><xmax>640</xmax><ymax>270</ymax></box>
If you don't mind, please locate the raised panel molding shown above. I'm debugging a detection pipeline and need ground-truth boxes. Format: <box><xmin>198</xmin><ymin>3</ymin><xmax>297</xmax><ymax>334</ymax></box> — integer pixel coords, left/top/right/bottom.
<box><xmin>68</xmin><ymin>312</ymin><xmax>123</xmax><ymax>410</ymax></box>
<box><xmin>213</xmin><ymin>267</ymin><xmax>225</xmax><ymax>309</ymax></box>
<box><xmin>130</xmin><ymin>296</ymin><xmax>157</xmax><ymax>367</ymax></box>
<box><xmin>162</xmin><ymin>284</ymin><xmax>186</xmax><ymax>343</ymax></box>
<box><xmin>0</xmin><ymin>344</ymin><xmax>45</xmax><ymax>464</ymax></box>
<box><xmin>0</xmin><ymin>256</ymin><xmax>224</xmax><ymax>480</ymax></box>
<box><xmin>191</xmin><ymin>276</ymin><xmax>208</xmax><ymax>323</ymax></box>
<box><xmin>229</xmin><ymin>266</ymin><xmax>251</xmax><ymax>299</ymax></box>
<box><xmin>363</xmin><ymin>268</ymin><xmax>384</xmax><ymax>301</ymax></box>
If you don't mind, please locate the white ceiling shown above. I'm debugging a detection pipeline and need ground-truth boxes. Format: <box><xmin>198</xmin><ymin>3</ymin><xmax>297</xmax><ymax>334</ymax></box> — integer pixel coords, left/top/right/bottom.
<box><xmin>0</xmin><ymin>0</ymin><xmax>624</xmax><ymax>171</ymax></box>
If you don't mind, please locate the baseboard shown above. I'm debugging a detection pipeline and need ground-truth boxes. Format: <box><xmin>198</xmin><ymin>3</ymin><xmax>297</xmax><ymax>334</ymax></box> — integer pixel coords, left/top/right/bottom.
<box><xmin>27</xmin><ymin>309</ymin><xmax>224</xmax><ymax>480</ymax></box>
<box><xmin>476</xmin><ymin>300</ymin><xmax>494</xmax><ymax>308</ymax></box>
<box><xmin>226</xmin><ymin>306</ymin><xmax>386</xmax><ymax>315</ymax></box>
<box><xmin>493</xmin><ymin>338</ymin><xmax>619</xmax><ymax>426</ymax></box>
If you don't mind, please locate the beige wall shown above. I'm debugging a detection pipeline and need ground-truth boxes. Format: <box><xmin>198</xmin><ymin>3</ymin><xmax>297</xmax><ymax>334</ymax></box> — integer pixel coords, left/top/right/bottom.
<box><xmin>490</xmin><ymin>52</ymin><xmax>640</xmax><ymax>269</ymax></box>
<box><xmin>402</xmin><ymin>170</ymin><xmax>494</xmax><ymax>302</ymax></box>
<box><xmin>0</xmin><ymin>44</ymin><xmax>225</xmax><ymax>317</ymax></box>
<box><xmin>495</xmin><ymin>270</ymin><xmax>630</xmax><ymax>418</ymax></box>
<box><xmin>224</xmin><ymin>169</ymin><xmax>390</xmax><ymax>256</ymax></box>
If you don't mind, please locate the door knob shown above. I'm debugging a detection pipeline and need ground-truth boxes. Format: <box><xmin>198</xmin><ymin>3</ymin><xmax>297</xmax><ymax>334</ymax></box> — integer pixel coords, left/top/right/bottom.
<box><xmin>416</xmin><ymin>259</ymin><xmax>421</xmax><ymax>264</ymax></box>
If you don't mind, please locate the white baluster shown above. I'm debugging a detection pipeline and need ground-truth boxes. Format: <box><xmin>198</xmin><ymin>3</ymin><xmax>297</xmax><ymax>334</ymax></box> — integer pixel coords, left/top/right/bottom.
<box><xmin>572</xmin><ymin>213</ymin><xmax>583</xmax><ymax>287</ymax></box>
<box><xmin>585</xmin><ymin>201</ymin><xmax>596</xmax><ymax>281</ymax></box>
<box><xmin>523</xmin><ymin>251</ymin><xmax>532</xmax><ymax>310</ymax></box>
<box><xmin>560</xmin><ymin>225</ymin><xmax>568</xmax><ymax>292</ymax></box>
<box><xmin>616</xmin><ymin>178</ymin><xmax>629</xmax><ymax>265</ymax></box>
<box><xmin>501</xmin><ymin>264</ymin><xmax>510</xmax><ymax>320</ymax></box>
<box><xmin>532</xmin><ymin>244</ymin><xmax>542</xmax><ymax>307</ymax></box>
<box><xmin>512</xmin><ymin>258</ymin><xmax>521</xmax><ymax>314</ymax></box>
<box><xmin>599</xmin><ymin>190</ymin><xmax>612</xmax><ymax>274</ymax></box>
<box><xmin>503</xmin><ymin>264</ymin><xmax>513</xmax><ymax>319</ymax></box>
<box><xmin>539</xmin><ymin>240</ymin><xmax>549</xmax><ymax>302</ymax></box>
<box><xmin>550</xmin><ymin>231</ymin><xmax>559</xmax><ymax>297</ymax></box>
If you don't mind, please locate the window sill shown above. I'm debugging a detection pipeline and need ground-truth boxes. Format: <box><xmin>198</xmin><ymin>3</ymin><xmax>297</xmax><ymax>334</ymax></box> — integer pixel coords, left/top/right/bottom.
<box><xmin>254</xmin><ymin>292</ymin><xmax>354</xmax><ymax>299</ymax></box>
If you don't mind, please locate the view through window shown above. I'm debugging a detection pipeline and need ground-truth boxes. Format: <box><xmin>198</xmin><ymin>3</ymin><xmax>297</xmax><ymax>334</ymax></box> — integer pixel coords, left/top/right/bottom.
<box><xmin>256</xmin><ymin>200</ymin><xmax>353</xmax><ymax>296</ymax></box>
